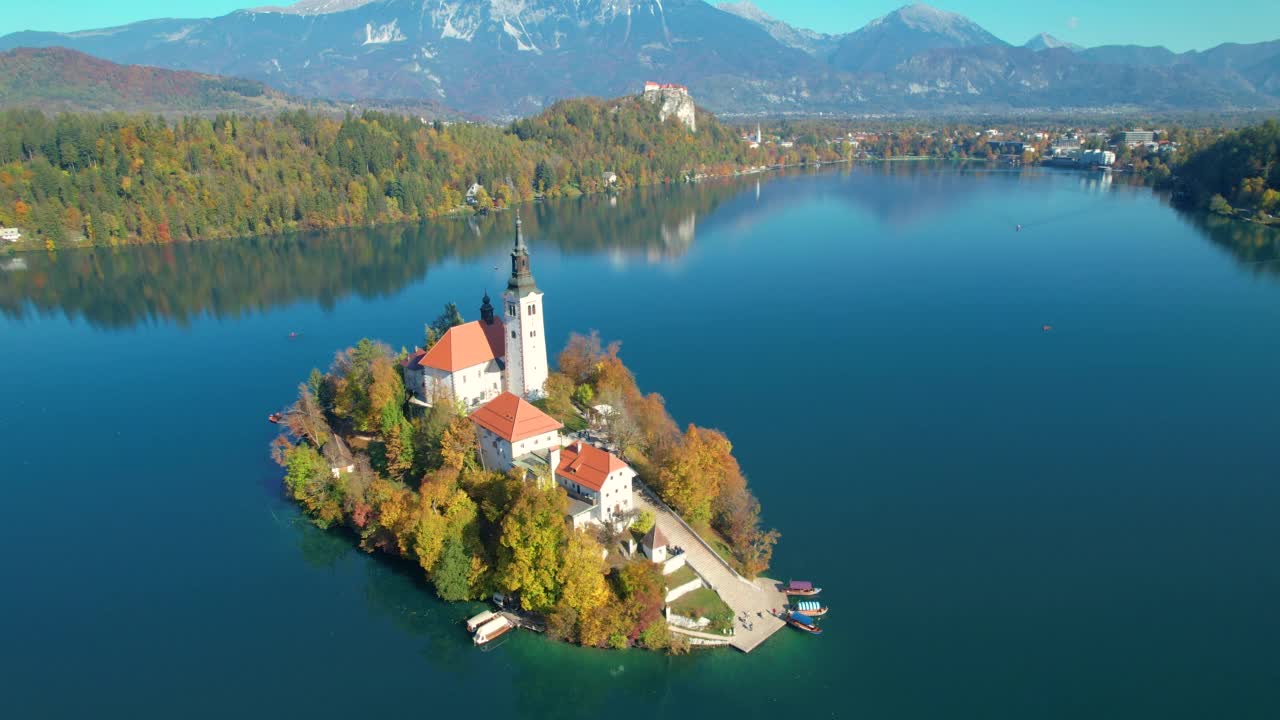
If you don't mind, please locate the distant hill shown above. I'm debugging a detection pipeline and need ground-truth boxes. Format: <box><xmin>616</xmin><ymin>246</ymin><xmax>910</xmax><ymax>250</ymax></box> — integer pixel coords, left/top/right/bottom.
<box><xmin>0</xmin><ymin>46</ymin><xmax>466</xmax><ymax>119</ymax></box>
<box><xmin>0</xmin><ymin>47</ymin><xmax>299</xmax><ymax>113</ymax></box>
<box><xmin>1</xmin><ymin>1</ymin><xmax>1278</xmax><ymax>117</ymax></box>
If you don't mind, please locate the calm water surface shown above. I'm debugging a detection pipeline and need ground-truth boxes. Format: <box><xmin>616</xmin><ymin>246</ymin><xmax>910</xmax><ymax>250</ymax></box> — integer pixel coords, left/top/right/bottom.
<box><xmin>2</xmin><ymin>165</ymin><xmax>1278</xmax><ymax>719</ymax></box>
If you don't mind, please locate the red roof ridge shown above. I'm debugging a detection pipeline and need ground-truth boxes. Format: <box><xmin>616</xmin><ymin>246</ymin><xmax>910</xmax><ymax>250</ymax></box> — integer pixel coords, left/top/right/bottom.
<box><xmin>470</xmin><ymin>391</ymin><xmax>563</xmax><ymax>443</ymax></box>
<box><xmin>421</xmin><ymin>320</ymin><xmax>501</xmax><ymax>372</ymax></box>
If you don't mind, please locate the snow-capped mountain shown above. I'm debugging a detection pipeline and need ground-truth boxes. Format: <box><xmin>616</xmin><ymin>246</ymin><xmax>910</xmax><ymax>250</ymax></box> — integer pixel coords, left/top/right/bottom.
<box><xmin>830</xmin><ymin>3</ymin><xmax>1007</xmax><ymax>72</ymax></box>
<box><xmin>1</xmin><ymin>1</ymin><xmax>1277</xmax><ymax>116</ymax></box>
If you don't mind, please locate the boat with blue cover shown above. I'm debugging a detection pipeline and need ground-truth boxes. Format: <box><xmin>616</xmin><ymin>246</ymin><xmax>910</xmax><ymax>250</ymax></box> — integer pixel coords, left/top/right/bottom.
<box><xmin>785</xmin><ymin>611</ymin><xmax>822</xmax><ymax>635</ymax></box>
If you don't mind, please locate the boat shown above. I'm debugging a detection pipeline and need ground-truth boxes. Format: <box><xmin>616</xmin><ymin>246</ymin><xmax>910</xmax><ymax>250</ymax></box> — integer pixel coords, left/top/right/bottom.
<box><xmin>785</xmin><ymin>611</ymin><xmax>823</xmax><ymax>635</ymax></box>
<box><xmin>473</xmin><ymin>615</ymin><xmax>514</xmax><ymax>645</ymax></box>
<box><xmin>784</xmin><ymin>580</ymin><xmax>821</xmax><ymax>596</ymax></box>
<box><xmin>1042</xmin><ymin>325</ymin><xmax>1053</xmax><ymax>332</ymax></box>
<box><xmin>465</xmin><ymin>610</ymin><xmax>497</xmax><ymax>633</ymax></box>
<box><xmin>792</xmin><ymin>600</ymin><xmax>828</xmax><ymax>617</ymax></box>
<box><xmin>268</xmin><ymin>412</ymin><xmax>284</xmax><ymax>424</ymax></box>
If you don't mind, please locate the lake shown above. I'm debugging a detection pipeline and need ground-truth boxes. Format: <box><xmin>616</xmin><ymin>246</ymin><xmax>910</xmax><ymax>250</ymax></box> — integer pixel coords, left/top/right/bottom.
<box><xmin>2</xmin><ymin>164</ymin><xmax>1278</xmax><ymax>719</ymax></box>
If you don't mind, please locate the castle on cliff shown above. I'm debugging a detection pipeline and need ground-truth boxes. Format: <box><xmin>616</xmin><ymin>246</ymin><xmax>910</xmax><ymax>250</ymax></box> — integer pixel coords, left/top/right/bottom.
<box><xmin>642</xmin><ymin>81</ymin><xmax>696</xmax><ymax>132</ymax></box>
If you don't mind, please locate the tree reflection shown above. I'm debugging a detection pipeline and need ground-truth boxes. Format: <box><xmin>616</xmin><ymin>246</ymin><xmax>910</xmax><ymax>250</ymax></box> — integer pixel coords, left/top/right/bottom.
<box><xmin>0</xmin><ymin>179</ymin><xmax>753</xmax><ymax>329</ymax></box>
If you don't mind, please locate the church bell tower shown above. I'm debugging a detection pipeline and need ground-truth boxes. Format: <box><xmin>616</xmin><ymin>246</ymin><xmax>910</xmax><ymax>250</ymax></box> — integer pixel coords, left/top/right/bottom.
<box><xmin>503</xmin><ymin>212</ymin><xmax>548</xmax><ymax>398</ymax></box>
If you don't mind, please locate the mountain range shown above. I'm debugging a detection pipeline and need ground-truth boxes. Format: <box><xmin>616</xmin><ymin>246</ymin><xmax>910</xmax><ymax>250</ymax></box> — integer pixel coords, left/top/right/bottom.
<box><xmin>1</xmin><ymin>1</ymin><xmax>1278</xmax><ymax>117</ymax></box>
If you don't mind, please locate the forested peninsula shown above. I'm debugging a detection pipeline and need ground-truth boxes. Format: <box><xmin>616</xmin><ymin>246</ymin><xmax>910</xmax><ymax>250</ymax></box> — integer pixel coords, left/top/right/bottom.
<box><xmin>0</xmin><ymin>97</ymin><xmax>839</xmax><ymax>249</ymax></box>
<box><xmin>274</xmin><ymin>330</ymin><xmax>778</xmax><ymax>653</ymax></box>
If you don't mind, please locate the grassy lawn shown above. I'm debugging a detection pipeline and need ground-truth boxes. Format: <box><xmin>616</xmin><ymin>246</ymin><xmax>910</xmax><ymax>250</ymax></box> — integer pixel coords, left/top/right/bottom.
<box><xmin>690</xmin><ymin>520</ymin><xmax>744</xmax><ymax>574</ymax></box>
<box><xmin>665</xmin><ymin>564</ymin><xmax>698</xmax><ymax>589</ymax></box>
<box><xmin>669</xmin><ymin>587</ymin><xmax>734</xmax><ymax>635</ymax></box>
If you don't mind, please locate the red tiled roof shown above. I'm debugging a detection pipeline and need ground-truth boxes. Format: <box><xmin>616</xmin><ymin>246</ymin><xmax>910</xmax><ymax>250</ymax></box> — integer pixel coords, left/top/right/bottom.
<box><xmin>556</xmin><ymin>441</ymin><xmax>629</xmax><ymax>493</ymax></box>
<box><xmin>421</xmin><ymin>321</ymin><xmax>501</xmax><ymax>373</ymax></box>
<box><xmin>470</xmin><ymin>392</ymin><xmax>563</xmax><ymax>443</ymax></box>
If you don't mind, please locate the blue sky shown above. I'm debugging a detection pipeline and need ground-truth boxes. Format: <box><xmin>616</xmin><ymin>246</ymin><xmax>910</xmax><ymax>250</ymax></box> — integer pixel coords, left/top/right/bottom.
<box><xmin>1</xmin><ymin>1</ymin><xmax>1275</xmax><ymax>52</ymax></box>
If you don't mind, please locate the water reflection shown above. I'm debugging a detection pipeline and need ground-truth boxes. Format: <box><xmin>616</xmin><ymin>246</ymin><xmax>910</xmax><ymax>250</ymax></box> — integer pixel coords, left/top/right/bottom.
<box><xmin>2</xmin><ymin>166</ymin><xmax>1276</xmax><ymax>330</ymax></box>
<box><xmin>0</xmin><ymin>179</ymin><xmax>748</xmax><ymax>329</ymax></box>
<box><xmin>1181</xmin><ymin>212</ymin><xmax>1280</xmax><ymax>276</ymax></box>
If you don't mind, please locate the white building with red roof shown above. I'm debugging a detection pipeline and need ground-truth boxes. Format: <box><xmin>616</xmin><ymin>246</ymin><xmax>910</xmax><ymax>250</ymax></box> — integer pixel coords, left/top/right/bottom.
<box><xmin>402</xmin><ymin>304</ymin><xmax>506</xmax><ymax>409</ymax></box>
<box><xmin>556</xmin><ymin>441</ymin><xmax>636</xmax><ymax>529</ymax></box>
<box><xmin>402</xmin><ymin>213</ymin><xmax>550</xmax><ymax>408</ymax></box>
<box><xmin>470</xmin><ymin>391</ymin><xmax>564</xmax><ymax>475</ymax></box>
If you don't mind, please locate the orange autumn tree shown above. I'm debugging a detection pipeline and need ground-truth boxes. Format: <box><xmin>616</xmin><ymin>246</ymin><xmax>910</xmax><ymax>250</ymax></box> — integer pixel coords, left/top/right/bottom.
<box><xmin>657</xmin><ymin>425</ymin><xmax>740</xmax><ymax>526</ymax></box>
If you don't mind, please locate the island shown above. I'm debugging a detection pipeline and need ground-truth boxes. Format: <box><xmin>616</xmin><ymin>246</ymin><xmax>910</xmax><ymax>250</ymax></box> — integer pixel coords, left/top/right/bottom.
<box><xmin>273</xmin><ymin>214</ymin><xmax>792</xmax><ymax>653</ymax></box>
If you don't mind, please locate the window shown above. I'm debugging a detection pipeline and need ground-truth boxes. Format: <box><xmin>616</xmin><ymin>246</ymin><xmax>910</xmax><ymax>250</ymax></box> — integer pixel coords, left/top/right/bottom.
<box><xmin>530</xmin><ymin>330</ymin><xmax>536</xmax><ymax>338</ymax></box>
<box><xmin>527</xmin><ymin>304</ymin><xmax>537</xmax><ymax>316</ymax></box>
<box><xmin>510</xmin><ymin>330</ymin><xmax>516</xmax><ymax>339</ymax></box>
<box><xmin>507</xmin><ymin>303</ymin><xmax>517</xmax><ymax>316</ymax></box>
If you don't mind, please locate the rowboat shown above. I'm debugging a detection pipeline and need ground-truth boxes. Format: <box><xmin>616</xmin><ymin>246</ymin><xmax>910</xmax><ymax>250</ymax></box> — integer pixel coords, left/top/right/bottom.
<box><xmin>268</xmin><ymin>412</ymin><xmax>284</xmax><ymax>424</ymax></box>
<box><xmin>784</xmin><ymin>580</ymin><xmax>821</xmax><ymax>596</ymax></box>
<box><xmin>793</xmin><ymin>600</ymin><xmax>828</xmax><ymax>617</ymax></box>
<box><xmin>785</xmin><ymin>611</ymin><xmax>822</xmax><ymax>635</ymax></box>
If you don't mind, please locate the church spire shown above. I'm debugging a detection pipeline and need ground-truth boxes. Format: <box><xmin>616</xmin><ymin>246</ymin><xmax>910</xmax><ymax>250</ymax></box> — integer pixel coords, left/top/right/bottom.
<box><xmin>508</xmin><ymin>210</ymin><xmax>538</xmax><ymax>295</ymax></box>
<box><xmin>480</xmin><ymin>289</ymin><xmax>495</xmax><ymax>324</ymax></box>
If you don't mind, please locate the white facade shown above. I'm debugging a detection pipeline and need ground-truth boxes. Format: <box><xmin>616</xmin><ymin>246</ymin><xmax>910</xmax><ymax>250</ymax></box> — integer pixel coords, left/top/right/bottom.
<box><xmin>412</xmin><ymin>361</ymin><xmax>503</xmax><ymax>409</ymax></box>
<box><xmin>476</xmin><ymin>425</ymin><xmax>561</xmax><ymax>474</ymax></box>
<box><xmin>0</xmin><ymin>227</ymin><xmax>20</xmax><ymax>242</ymax></box>
<box><xmin>556</xmin><ymin>465</ymin><xmax>636</xmax><ymax>527</ymax></box>
<box><xmin>503</xmin><ymin>288</ymin><xmax>547</xmax><ymax>398</ymax></box>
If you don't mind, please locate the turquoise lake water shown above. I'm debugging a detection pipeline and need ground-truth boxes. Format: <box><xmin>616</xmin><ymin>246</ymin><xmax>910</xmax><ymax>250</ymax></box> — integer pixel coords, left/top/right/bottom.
<box><xmin>1</xmin><ymin>164</ymin><xmax>1278</xmax><ymax>718</ymax></box>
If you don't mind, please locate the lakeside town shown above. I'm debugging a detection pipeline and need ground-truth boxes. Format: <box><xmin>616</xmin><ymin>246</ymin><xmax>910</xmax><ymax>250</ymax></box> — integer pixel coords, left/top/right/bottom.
<box><xmin>4</xmin><ymin>80</ymin><xmax>1279</xmax><ymax>253</ymax></box>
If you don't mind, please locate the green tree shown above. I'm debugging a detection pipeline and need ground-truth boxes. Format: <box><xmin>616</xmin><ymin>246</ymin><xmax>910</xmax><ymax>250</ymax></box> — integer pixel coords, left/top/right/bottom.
<box><xmin>432</xmin><ymin>536</ymin><xmax>472</xmax><ymax>601</ymax></box>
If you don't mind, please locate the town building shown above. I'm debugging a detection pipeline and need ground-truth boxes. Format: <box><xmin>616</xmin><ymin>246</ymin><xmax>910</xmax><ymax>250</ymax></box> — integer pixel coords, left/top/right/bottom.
<box><xmin>1081</xmin><ymin>149</ymin><xmax>1117</xmax><ymax>166</ymax></box>
<box><xmin>401</xmin><ymin>214</ymin><xmax>549</xmax><ymax>405</ymax></box>
<box><xmin>555</xmin><ymin>441</ymin><xmax>636</xmax><ymax>529</ymax></box>
<box><xmin>1120</xmin><ymin>129</ymin><xmax>1156</xmax><ymax>146</ymax></box>
<box><xmin>1</xmin><ymin>227</ymin><xmax>21</xmax><ymax>242</ymax></box>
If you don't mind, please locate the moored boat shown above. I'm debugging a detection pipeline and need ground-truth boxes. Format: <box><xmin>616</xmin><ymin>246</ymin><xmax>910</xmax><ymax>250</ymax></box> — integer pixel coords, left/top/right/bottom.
<box><xmin>473</xmin><ymin>615</ymin><xmax>514</xmax><ymax>645</ymax></box>
<box><xmin>268</xmin><ymin>412</ymin><xmax>284</xmax><ymax>424</ymax></box>
<box><xmin>784</xmin><ymin>580</ymin><xmax>821</xmax><ymax>596</ymax></box>
<box><xmin>785</xmin><ymin>611</ymin><xmax>822</xmax><ymax>635</ymax></box>
<box><xmin>793</xmin><ymin>600</ymin><xmax>828</xmax><ymax>617</ymax></box>
<box><xmin>465</xmin><ymin>609</ymin><xmax>497</xmax><ymax>633</ymax></box>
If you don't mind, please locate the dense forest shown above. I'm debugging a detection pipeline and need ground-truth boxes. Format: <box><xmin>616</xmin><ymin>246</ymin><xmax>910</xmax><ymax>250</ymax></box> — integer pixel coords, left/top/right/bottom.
<box><xmin>0</xmin><ymin>97</ymin><xmax>840</xmax><ymax>249</ymax></box>
<box><xmin>1170</xmin><ymin>120</ymin><xmax>1280</xmax><ymax>220</ymax></box>
<box><xmin>275</xmin><ymin>330</ymin><xmax>777</xmax><ymax>652</ymax></box>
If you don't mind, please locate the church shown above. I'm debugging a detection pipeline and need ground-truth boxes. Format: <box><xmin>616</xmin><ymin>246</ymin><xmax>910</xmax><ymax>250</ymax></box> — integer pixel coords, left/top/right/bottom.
<box><xmin>401</xmin><ymin>214</ymin><xmax>637</xmax><ymax>529</ymax></box>
<box><xmin>402</xmin><ymin>213</ymin><xmax>549</xmax><ymax>409</ymax></box>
